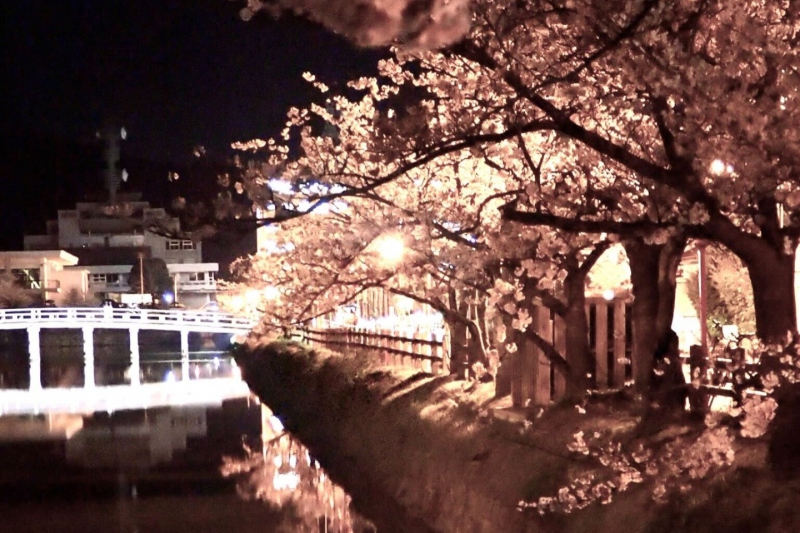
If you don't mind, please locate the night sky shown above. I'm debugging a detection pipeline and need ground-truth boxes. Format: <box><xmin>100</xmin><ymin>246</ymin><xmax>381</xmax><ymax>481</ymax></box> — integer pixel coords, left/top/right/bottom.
<box><xmin>0</xmin><ymin>0</ymin><xmax>380</xmax><ymax>250</ymax></box>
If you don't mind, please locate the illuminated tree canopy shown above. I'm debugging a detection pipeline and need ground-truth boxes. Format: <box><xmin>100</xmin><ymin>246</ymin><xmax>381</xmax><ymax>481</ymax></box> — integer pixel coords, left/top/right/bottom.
<box><xmin>202</xmin><ymin>0</ymin><xmax>800</xmax><ymax>402</ymax></box>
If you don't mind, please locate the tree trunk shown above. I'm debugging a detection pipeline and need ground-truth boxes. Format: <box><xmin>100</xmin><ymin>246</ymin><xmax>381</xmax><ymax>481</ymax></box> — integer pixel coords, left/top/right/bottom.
<box><xmin>625</xmin><ymin>236</ymin><xmax>686</xmax><ymax>394</ymax></box>
<box><xmin>741</xmin><ymin>250</ymin><xmax>796</xmax><ymax>344</ymax></box>
<box><xmin>704</xmin><ymin>206</ymin><xmax>797</xmax><ymax>344</ymax></box>
<box><xmin>446</xmin><ymin>289</ymin><xmax>470</xmax><ymax>378</ymax></box>
<box><xmin>563</xmin><ymin>271</ymin><xmax>592</xmax><ymax>401</ymax></box>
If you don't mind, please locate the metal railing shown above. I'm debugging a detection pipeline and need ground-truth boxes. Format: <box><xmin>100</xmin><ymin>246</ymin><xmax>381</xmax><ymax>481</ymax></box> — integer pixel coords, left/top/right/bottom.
<box><xmin>0</xmin><ymin>307</ymin><xmax>255</xmax><ymax>333</ymax></box>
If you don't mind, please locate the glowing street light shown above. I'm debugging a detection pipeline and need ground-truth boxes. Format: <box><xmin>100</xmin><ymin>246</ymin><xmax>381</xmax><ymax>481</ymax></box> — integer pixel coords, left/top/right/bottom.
<box><xmin>374</xmin><ymin>234</ymin><xmax>405</xmax><ymax>266</ymax></box>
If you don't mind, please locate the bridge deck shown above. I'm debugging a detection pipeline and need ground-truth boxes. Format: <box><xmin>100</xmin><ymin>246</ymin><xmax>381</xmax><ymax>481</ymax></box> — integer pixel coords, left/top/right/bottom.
<box><xmin>0</xmin><ymin>307</ymin><xmax>255</xmax><ymax>334</ymax></box>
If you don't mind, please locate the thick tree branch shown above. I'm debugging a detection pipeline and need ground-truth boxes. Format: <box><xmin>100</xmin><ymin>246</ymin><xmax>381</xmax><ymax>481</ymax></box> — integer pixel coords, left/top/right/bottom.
<box><xmin>501</xmin><ymin>206</ymin><xmax>701</xmax><ymax>238</ymax></box>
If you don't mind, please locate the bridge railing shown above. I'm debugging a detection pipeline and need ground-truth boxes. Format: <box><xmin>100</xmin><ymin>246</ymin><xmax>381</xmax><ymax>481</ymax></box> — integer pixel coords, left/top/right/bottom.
<box><xmin>0</xmin><ymin>307</ymin><xmax>255</xmax><ymax>331</ymax></box>
<box><xmin>294</xmin><ymin>326</ymin><xmax>449</xmax><ymax>374</ymax></box>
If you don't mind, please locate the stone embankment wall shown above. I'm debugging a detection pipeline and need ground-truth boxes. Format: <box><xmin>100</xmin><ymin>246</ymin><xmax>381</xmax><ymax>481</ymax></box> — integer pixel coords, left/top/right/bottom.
<box><xmin>235</xmin><ymin>340</ymin><xmax>800</xmax><ymax>533</ymax></box>
<box><xmin>235</xmin><ymin>340</ymin><xmax>547</xmax><ymax>533</ymax></box>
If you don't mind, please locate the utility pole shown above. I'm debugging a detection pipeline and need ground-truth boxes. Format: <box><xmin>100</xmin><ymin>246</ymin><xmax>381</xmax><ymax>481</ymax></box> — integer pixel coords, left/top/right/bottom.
<box><xmin>137</xmin><ymin>252</ymin><xmax>144</xmax><ymax>296</ymax></box>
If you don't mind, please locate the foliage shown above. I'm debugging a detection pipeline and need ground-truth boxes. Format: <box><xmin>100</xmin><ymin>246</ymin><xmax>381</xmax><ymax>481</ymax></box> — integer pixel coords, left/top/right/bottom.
<box><xmin>0</xmin><ymin>272</ymin><xmax>34</xmax><ymax>308</ymax></box>
<box><xmin>518</xmin><ymin>424</ymin><xmax>734</xmax><ymax>514</ymax></box>
<box><xmin>686</xmin><ymin>245</ymin><xmax>756</xmax><ymax>341</ymax></box>
<box><xmin>585</xmin><ymin>245</ymin><xmax>631</xmax><ymax>296</ymax></box>
<box><xmin>63</xmin><ymin>288</ymin><xmax>94</xmax><ymax>307</ymax></box>
<box><xmin>128</xmin><ymin>257</ymin><xmax>173</xmax><ymax>298</ymax></box>
<box><xmin>238</xmin><ymin>0</ymin><xmax>471</xmax><ymax>48</ymax></box>
<box><xmin>221</xmin><ymin>0</ymin><xmax>800</xmax><ymax>343</ymax></box>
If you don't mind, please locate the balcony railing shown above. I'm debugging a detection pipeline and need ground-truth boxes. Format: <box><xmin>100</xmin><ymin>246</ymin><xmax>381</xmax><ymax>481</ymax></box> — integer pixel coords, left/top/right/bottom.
<box><xmin>177</xmin><ymin>279</ymin><xmax>217</xmax><ymax>291</ymax></box>
<box><xmin>89</xmin><ymin>281</ymin><xmax>130</xmax><ymax>292</ymax></box>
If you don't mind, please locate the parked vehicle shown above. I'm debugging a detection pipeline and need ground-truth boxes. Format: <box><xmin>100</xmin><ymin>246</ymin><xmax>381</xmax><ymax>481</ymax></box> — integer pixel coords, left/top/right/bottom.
<box><xmin>200</xmin><ymin>301</ymin><xmax>220</xmax><ymax>312</ymax></box>
<box><xmin>100</xmin><ymin>298</ymin><xmax>126</xmax><ymax>308</ymax></box>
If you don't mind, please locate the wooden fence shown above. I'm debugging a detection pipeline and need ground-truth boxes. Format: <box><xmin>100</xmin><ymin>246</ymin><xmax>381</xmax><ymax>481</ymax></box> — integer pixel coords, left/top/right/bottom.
<box><xmin>296</xmin><ymin>297</ymin><xmax>632</xmax><ymax>407</ymax></box>
<box><xmin>509</xmin><ymin>299</ymin><xmax>632</xmax><ymax>407</ymax></box>
<box><xmin>296</xmin><ymin>327</ymin><xmax>450</xmax><ymax>375</ymax></box>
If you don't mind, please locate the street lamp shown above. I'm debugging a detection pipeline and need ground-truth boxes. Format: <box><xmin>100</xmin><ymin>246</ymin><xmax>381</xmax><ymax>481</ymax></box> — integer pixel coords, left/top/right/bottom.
<box><xmin>374</xmin><ymin>234</ymin><xmax>405</xmax><ymax>266</ymax></box>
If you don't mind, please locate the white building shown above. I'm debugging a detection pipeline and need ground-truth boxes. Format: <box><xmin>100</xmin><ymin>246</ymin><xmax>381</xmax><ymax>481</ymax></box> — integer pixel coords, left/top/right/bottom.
<box><xmin>24</xmin><ymin>193</ymin><xmax>217</xmax><ymax>308</ymax></box>
<box><xmin>0</xmin><ymin>250</ymin><xmax>88</xmax><ymax>306</ymax></box>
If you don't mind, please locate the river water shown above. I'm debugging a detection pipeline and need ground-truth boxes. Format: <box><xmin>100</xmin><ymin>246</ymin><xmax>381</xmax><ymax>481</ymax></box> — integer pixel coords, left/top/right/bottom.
<box><xmin>0</xmin><ymin>340</ymin><xmax>373</xmax><ymax>533</ymax></box>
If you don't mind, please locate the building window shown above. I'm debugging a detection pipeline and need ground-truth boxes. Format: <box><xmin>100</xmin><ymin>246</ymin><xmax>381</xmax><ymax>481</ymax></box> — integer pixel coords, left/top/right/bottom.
<box><xmin>90</xmin><ymin>273</ymin><xmax>107</xmax><ymax>284</ymax></box>
<box><xmin>167</xmin><ymin>239</ymin><xmax>195</xmax><ymax>250</ymax></box>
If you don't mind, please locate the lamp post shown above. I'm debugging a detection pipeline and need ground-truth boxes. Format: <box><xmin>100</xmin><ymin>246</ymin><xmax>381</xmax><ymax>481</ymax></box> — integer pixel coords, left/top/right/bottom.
<box><xmin>137</xmin><ymin>252</ymin><xmax>144</xmax><ymax>296</ymax></box>
<box><xmin>697</xmin><ymin>241</ymin><xmax>709</xmax><ymax>353</ymax></box>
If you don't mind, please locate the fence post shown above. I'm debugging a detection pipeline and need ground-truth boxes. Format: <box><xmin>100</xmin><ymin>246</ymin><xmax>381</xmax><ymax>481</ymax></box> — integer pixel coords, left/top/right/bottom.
<box><xmin>511</xmin><ymin>326</ymin><xmax>539</xmax><ymax>408</ymax></box>
<box><xmin>613</xmin><ymin>300</ymin><xmax>627</xmax><ymax>387</ymax></box>
<box><xmin>552</xmin><ymin>314</ymin><xmax>567</xmax><ymax>401</ymax></box>
<box><xmin>420</xmin><ymin>328</ymin><xmax>433</xmax><ymax>373</ymax></box>
<box><xmin>534</xmin><ymin>306</ymin><xmax>552</xmax><ymax>405</ymax></box>
<box><xmin>442</xmin><ymin>327</ymin><xmax>451</xmax><ymax>375</ymax></box>
<box><xmin>595</xmin><ymin>302</ymin><xmax>609</xmax><ymax>390</ymax></box>
<box><xmin>402</xmin><ymin>327</ymin><xmax>414</xmax><ymax>369</ymax></box>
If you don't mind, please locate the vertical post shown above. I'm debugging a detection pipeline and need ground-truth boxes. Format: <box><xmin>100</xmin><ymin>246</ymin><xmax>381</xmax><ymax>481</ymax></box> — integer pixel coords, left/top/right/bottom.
<box><xmin>698</xmin><ymin>242</ymin><xmax>709</xmax><ymax>353</ymax></box>
<box><xmin>83</xmin><ymin>326</ymin><xmax>95</xmax><ymax>388</ymax></box>
<box><xmin>180</xmin><ymin>329</ymin><xmax>190</xmax><ymax>380</ymax></box>
<box><xmin>553</xmin><ymin>314</ymin><xmax>567</xmax><ymax>400</ymax></box>
<box><xmin>129</xmin><ymin>327</ymin><xmax>140</xmax><ymax>386</ymax></box>
<box><xmin>512</xmin><ymin>327</ymin><xmax>538</xmax><ymax>408</ymax></box>
<box><xmin>535</xmin><ymin>306</ymin><xmax>552</xmax><ymax>405</ymax></box>
<box><xmin>28</xmin><ymin>326</ymin><xmax>41</xmax><ymax>391</ymax></box>
<box><xmin>421</xmin><ymin>329</ymin><xmax>433</xmax><ymax>373</ymax></box>
<box><xmin>40</xmin><ymin>259</ymin><xmax>49</xmax><ymax>303</ymax></box>
<box><xmin>595</xmin><ymin>302</ymin><xmax>608</xmax><ymax>390</ymax></box>
<box><xmin>138</xmin><ymin>252</ymin><xmax>145</xmax><ymax>296</ymax></box>
<box><xmin>613</xmin><ymin>300</ymin><xmax>627</xmax><ymax>387</ymax></box>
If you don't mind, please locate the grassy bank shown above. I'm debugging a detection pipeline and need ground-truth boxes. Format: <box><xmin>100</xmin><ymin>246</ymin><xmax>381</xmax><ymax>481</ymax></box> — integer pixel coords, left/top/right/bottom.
<box><xmin>234</xmin><ymin>338</ymin><xmax>800</xmax><ymax>533</ymax></box>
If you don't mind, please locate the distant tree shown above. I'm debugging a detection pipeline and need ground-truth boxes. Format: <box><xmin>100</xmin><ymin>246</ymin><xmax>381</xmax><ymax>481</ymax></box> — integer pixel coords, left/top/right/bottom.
<box><xmin>63</xmin><ymin>288</ymin><xmax>93</xmax><ymax>307</ymax></box>
<box><xmin>0</xmin><ymin>272</ymin><xmax>33</xmax><ymax>308</ymax></box>
<box><xmin>128</xmin><ymin>258</ymin><xmax>173</xmax><ymax>300</ymax></box>
<box><xmin>687</xmin><ymin>245</ymin><xmax>756</xmax><ymax>342</ymax></box>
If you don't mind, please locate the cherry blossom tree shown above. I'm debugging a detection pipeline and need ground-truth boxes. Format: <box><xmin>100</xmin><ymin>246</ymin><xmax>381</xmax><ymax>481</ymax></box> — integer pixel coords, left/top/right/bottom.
<box><xmin>232</xmin><ymin>122</ymin><xmax>615</xmax><ymax>398</ymax></box>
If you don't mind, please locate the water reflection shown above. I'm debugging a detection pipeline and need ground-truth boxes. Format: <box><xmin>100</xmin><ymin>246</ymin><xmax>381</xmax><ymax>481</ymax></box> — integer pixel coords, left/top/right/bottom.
<box><xmin>221</xmin><ymin>406</ymin><xmax>374</xmax><ymax>533</ymax></box>
<box><xmin>0</xmin><ymin>391</ymin><xmax>372</xmax><ymax>532</ymax></box>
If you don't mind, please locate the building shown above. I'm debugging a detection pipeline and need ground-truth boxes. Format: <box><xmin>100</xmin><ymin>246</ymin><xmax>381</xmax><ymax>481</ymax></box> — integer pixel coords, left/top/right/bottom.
<box><xmin>0</xmin><ymin>250</ymin><xmax>88</xmax><ymax>306</ymax></box>
<box><xmin>22</xmin><ymin>125</ymin><xmax>218</xmax><ymax>308</ymax></box>
<box><xmin>23</xmin><ymin>193</ymin><xmax>218</xmax><ymax>308</ymax></box>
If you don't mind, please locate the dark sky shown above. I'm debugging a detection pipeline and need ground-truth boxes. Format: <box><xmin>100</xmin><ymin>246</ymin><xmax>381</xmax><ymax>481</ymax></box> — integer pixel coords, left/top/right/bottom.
<box><xmin>1</xmin><ymin>0</ymin><xmax>379</xmax><ymax>159</ymax></box>
<box><xmin>0</xmin><ymin>0</ymin><xmax>380</xmax><ymax>250</ymax></box>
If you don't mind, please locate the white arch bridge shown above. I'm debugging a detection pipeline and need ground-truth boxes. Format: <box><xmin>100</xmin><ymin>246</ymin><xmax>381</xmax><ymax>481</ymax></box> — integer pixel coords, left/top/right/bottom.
<box><xmin>0</xmin><ymin>307</ymin><xmax>257</xmax><ymax>415</ymax></box>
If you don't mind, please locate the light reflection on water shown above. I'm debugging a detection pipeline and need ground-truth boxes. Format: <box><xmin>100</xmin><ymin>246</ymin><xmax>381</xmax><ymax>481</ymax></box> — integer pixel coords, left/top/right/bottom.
<box><xmin>0</xmin><ymin>343</ymin><xmax>373</xmax><ymax>533</ymax></box>
<box><xmin>221</xmin><ymin>405</ymin><xmax>374</xmax><ymax>533</ymax></box>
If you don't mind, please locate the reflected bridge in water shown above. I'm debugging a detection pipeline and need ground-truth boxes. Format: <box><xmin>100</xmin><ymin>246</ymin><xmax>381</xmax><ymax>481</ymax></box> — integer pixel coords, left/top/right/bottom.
<box><xmin>0</xmin><ymin>375</ymin><xmax>252</xmax><ymax>416</ymax></box>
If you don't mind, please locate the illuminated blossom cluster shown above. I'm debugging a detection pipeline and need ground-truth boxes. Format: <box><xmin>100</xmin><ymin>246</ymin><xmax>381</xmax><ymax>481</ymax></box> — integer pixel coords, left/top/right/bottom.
<box><xmin>520</xmin><ymin>424</ymin><xmax>735</xmax><ymax>515</ymax></box>
<box><xmin>238</xmin><ymin>0</ymin><xmax>471</xmax><ymax>48</ymax></box>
